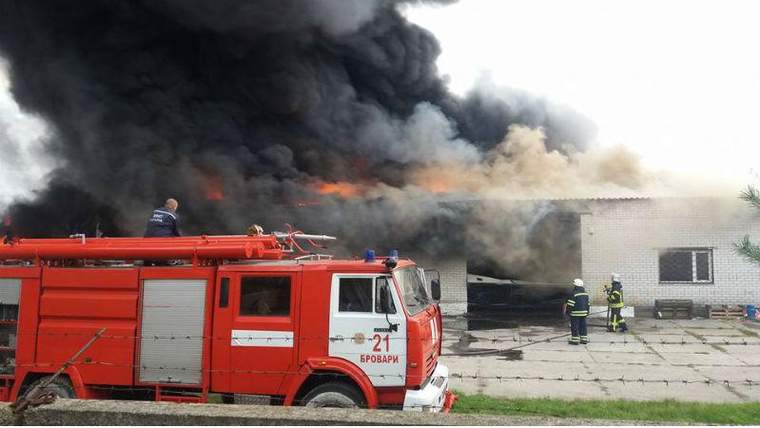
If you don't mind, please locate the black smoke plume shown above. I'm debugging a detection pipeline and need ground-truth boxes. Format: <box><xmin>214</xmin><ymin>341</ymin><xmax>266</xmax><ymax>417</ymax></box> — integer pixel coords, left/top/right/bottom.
<box><xmin>0</xmin><ymin>0</ymin><xmax>596</xmax><ymax>280</ymax></box>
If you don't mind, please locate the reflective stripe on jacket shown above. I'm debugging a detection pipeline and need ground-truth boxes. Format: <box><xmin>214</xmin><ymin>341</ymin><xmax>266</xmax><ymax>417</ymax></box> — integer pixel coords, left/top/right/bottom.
<box><xmin>607</xmin><ymin>290</ymin><xmax>624</xmax><ymax>308</ymax></box>
<box><xmin>566</xmin><ymin>289</ymin><xmax>590</xmax><ymax>317</ymax></box>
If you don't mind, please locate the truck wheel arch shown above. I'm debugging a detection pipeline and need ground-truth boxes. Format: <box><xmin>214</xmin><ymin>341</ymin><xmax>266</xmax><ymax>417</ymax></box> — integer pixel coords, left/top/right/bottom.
<box><xmin>286</xmin><ymin>358</ymin><xmax>378</xmax><ymax>408</ymax></box>
<box><xmin>12</xmin><ymin>366</ymin><xmax>87</xmax><ymax>400</ymax></box>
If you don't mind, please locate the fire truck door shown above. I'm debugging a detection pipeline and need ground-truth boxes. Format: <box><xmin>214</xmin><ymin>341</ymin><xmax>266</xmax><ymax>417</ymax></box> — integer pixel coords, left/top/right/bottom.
<box><xmin>328</xmin><ymin>274</ymin><xmax>406</xmax><ymax>387</ymax></box>
<box><xmin>226</xmin><ymin>272</ymin><xmax>298</xmax><ymax>395</ymax></box>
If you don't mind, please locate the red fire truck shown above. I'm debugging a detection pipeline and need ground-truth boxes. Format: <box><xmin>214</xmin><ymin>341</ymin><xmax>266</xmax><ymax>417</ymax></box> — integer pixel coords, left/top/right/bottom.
<box><xmin>0</xmin><ymin>231</ymin><xmax>454</xmax><ymax>411</ymax></box>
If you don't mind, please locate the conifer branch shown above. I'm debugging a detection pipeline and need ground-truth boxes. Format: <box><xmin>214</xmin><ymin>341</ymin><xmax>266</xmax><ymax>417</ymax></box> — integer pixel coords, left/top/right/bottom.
<box><xmin>735</xmin><ymin>234</ymin><xmax>760</xmax><ymax>264</ymax></box>
<box><xmin>739</xmin><ymin>185</ymin><xmax>760</xmax><ymax>210</ymax></box>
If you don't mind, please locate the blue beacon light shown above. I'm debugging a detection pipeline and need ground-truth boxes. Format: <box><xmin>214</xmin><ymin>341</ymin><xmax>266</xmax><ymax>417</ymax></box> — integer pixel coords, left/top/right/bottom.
<box><xmin>384</xmin><ymin>249</ymin><xmax>399</xmax><ymax>268</ymax></box>
<box><xmin>364</xmin><ymin>249</ymin><xmax>376</xmax><ymax>262</ymax></box>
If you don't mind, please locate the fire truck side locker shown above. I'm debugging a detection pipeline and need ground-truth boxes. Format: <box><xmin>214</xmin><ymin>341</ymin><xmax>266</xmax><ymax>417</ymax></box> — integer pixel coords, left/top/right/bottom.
<box><xmin>137</xmin><ymin>279</ymin><xmax>207</xmax><ymax>384</ymax></box>
<box><xmin>0</xmin><ymin>279</ymin><xmax>20</xmax><ymax>322</ymax></box>
<box><xmin>4</xmin><ymin>267</ymin><xmax>41</xmax><ymax>401</ymax></box>
<box><xmin>0</xmin><ymin>277</ymin><xmax>20</xmax><ymax>400</ymax></box>
<box><xmin>38</xmin><ymin>267</ymin><xmax>140</xmax><ymax>394</ymax></box>
<box><xmin>135</xmin><ymin>267</ymin><xmax>216</xmax><ymax>399</ymax></box>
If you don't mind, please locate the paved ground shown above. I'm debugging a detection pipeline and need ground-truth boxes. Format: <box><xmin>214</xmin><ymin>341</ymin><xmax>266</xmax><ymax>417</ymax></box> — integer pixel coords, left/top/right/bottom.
<box><xmin>440</xmin><ymin>317</ymin><xmax>760</xmax><ymax>403</ymax></box>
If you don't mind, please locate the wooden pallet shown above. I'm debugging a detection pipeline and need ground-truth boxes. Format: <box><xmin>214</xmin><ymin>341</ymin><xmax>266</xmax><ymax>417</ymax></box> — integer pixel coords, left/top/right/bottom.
<box><xmin>706</xmin><ymin>305</ymin><xmax>745</xmax><ymax>320</ymax></box>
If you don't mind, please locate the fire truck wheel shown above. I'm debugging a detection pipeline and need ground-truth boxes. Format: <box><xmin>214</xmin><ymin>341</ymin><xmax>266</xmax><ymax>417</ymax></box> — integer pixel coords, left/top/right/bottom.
<box><xmin>302</xmin><ymin>382</ymin><xmax>364</xmax><ymax>408</ymax></box>
<box><xmin>26</xmin><ymin>376</ymin><xmax>76</xmax><ymax>399</ymax></box>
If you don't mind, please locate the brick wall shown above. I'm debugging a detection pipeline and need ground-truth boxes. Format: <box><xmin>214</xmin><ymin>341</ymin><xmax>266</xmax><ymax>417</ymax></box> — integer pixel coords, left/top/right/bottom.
<box><xmin>408</xmin><ymin>255</ymin><xmax>467</xmax><ymax>314</ymax></box>
<box><xmin>581</xmin><ymin>198</ymin><xmax>760</xmax><ymax>306</ymax></box>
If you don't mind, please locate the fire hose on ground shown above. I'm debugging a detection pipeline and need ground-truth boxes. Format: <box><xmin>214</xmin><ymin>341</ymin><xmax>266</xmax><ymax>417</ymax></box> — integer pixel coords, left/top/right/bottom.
<box><xmin>443</xmin><ymin>308</ymin><xmax>613</xmax><ymax>357</ymax></box>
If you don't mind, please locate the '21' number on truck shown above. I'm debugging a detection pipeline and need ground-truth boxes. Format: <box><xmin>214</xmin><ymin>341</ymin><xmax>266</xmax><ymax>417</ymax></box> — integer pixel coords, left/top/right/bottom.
<box><xmin>372</xmin><ymin>334</ymin><xmax>389</xmax><ymax>352</ymax></box>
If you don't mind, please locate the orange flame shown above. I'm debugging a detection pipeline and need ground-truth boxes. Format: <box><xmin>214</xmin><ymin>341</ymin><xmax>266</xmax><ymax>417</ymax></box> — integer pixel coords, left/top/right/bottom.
<box><xmin>409</xmin><ymin>165</ymin><xmax>475</xmax><ymax>194</ymax></box>
<box><xmin>203</xmin><ymin>174</ymin><xmax>225</xmax><ymax>201</ymax></box>
<box><xmin>315</xmin><ymin>181</ymin><xmax>362</xmax><ymax>198</ymax></box>
<box><xmin>419</xmin><ymin>179</ymin><xmax>452</xmax><ymax>194</ymax></box>
<box><xmin>412</xmin><ymin>172</ymin><xmax>456</xmax><ymax>194</ymax></box>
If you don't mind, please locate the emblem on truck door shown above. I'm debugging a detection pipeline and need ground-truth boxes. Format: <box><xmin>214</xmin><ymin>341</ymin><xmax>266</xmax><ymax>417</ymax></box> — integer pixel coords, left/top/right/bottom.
<box><xmin>353</xmin><ymin>332</ymin><xmax>365</xmax><ymax>344</ymax></box>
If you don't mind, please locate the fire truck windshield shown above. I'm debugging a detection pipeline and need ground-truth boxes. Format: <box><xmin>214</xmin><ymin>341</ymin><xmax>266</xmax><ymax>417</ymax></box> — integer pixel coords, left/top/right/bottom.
<box><xmin>393</xmin><ymin>266</ymin><xmax>431</xmax><ymax>315</ymax></box>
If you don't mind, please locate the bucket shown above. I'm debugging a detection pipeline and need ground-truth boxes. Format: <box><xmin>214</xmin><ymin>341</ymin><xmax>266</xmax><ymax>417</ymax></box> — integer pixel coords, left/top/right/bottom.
<box><xmin>747</xmin><ymin>305</ymin><xmax>757</xmax><ymax>320</ymax></box>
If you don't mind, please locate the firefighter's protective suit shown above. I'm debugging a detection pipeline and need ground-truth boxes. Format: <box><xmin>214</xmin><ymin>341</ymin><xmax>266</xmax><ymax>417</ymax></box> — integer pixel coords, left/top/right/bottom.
<box><xmin>566</xmin><ymin>279</ymin><xmax>589</xmax><ymax>345</ymax></box>
<box><xmin>607</xmin><ymin>280</ymin><xmax>628</xmax><ymax>332</ymax></box>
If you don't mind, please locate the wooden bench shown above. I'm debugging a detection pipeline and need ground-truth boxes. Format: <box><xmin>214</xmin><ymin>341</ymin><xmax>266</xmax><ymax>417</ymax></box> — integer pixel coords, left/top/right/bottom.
<box><xmin>654</xmin><ymin>299</ymin><xmax>693</xmax><ymax>319</ymax></box>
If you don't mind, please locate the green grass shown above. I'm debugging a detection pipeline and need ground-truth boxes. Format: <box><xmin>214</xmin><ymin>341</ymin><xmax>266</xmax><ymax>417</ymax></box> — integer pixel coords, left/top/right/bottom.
<box><xmin>451</xmin><ymin>393</ymin><xmax>760</xmax><ymax>424</ymax></box>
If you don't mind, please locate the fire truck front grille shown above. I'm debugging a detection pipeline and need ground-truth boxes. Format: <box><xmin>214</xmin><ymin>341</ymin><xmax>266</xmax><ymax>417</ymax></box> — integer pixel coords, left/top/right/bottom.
<box><xmin>425</xmin><ymin>350</ymin><xmax>435</xmax><ymax>376</ymax></box>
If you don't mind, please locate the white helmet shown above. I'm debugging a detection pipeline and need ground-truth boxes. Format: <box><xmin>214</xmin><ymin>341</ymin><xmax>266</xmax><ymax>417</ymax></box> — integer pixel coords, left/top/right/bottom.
<box><xmin>573</xmin><ymin>278</ymin><xmax>584</xmax><ymax>287</ymax></box>
<box><xmin>611</xmin><ymin>273</ymin><xmax>620</xmax><ymax>282</ymax></box>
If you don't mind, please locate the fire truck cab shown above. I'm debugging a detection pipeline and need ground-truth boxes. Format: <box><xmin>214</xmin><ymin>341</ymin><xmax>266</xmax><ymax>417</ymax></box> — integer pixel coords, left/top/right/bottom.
<box><xmin>0</xmin><ymin>233</ymin><xmax>454</xmax><ymax>411</ymax></box>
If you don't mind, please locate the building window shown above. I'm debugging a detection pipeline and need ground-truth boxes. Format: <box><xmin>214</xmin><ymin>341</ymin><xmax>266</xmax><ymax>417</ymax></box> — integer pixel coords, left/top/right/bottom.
<box><xmin>658</xmin><ymin>249</ymin><xmax>713</xmax><ymax>283</ymax></box>
<box><xmin>339</xmin><ymin>278</ymin><xmax>373</xmax><ymax>312</ymax></box>
<box><xmin>240</xmin><ymin>276</ymin><xmax>291</xmax><ymax>316</ymax></box>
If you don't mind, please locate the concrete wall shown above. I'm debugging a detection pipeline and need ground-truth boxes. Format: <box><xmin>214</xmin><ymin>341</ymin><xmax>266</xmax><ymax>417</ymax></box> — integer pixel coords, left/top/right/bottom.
<box><xmin>581</xmin><ymin>198</ymin><xmax>760</xmax><ymax>306</ymax></box>
<box><xmin>409</xmin><ymin>256</ymin><xmax>467</xmax><ymax>315</ymax></box>
<box><xmin>0</xmin><ymin>399</ymin><xmax>610</xmax><ymax>426</ymax></box>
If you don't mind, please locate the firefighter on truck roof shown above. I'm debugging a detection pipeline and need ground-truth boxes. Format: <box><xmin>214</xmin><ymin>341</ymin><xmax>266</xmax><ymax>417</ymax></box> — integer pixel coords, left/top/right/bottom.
<box><xmin>2</xmin><ymin>215</ymin><xmax>12</xmax><ymax>244</ymax></box>
<box><xmin>566</xmin><ymin>278</ymin><xmax>590</xmax><ymax>345</ymax></box>
<box><xmin>144</xmin><ymin>198</ymin><xmax>181</xmax><ymax>238</ymax></box>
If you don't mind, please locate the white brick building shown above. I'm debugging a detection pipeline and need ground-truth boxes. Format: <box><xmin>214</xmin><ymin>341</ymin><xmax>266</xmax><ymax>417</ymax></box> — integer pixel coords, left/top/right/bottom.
<box><xmin>410</xmin><ymin>256</ymin><xmax>468</xmax><ymax>315</ymax></box>
<box><xmin>413</xmin><ymin>197</ymin><xmax>760</xmax><ymax>315</ymax></box>
<box><xmin>581</xmin><ymin>197</ymin><xmax>760</xmax><ymax>308</ymax></box>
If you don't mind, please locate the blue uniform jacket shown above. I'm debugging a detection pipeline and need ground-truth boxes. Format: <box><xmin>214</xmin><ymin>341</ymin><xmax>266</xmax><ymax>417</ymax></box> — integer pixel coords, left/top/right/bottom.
<box><xmin>566</xmin><ymin>286</ymin><xmax>590</xmax><ymax>317</ymax></box>
<box><xmin>144</xmin><ymin>208</ymin><xmax>180</xmax><ymax>237</ymax></box>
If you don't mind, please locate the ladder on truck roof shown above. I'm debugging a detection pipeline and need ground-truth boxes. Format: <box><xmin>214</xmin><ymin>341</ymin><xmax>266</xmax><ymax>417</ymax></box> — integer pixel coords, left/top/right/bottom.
<box><xmin>0</xmin><ymin>231</ymin><xmax>336</xmax><ymax>266</ymax></box>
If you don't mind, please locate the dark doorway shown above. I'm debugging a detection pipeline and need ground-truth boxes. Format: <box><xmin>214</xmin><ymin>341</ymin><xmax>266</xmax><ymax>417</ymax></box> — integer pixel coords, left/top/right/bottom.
<box><xmin>466</xmin><ymin>209</ymin><xmax>582</xmax><ymax>320</ymax></box>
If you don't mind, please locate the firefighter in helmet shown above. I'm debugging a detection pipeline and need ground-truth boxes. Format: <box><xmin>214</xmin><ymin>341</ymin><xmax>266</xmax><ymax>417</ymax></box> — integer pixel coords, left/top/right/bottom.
<box><xmin>2</xmin><ymin>215</ymin><xmax>12</xmax><ymax>244</ymax></box>
<box><xmin>605</xmin><ymin>273</ymin><xmax>628</xmax><ymax>332</ymax></box>
<box><xmin>144</xmin><ymin>198</ymin><xmax>181</xmax><ymax>238</ymax></box>
<box><xmin>565</xmin><ymin>278</ymin><xmax>590</xmax><ymax>345</ymax></box>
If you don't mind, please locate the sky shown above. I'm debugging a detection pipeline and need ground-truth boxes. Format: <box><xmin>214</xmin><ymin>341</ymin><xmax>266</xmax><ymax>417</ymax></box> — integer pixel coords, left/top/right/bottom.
<box><xmin>1</xmin><ymin>1</ymin><xmax>760</xmax><ymax>206</ymax></box>
<box><xmin>404</xmin><ymin>0</ymin><xmax>760</xmax><ymax>189</ymax></box>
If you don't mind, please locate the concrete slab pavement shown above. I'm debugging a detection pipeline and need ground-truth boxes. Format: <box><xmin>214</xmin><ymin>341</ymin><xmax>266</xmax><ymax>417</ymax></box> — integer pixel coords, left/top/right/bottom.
<box><xmin>648</xmin><ymin>344</ymin><xmax>718</xmax><ymax>354</ymax></box>
<box><xmin>658</xmin><ymin>352</ymin><xmax>746</xmax><ymax>367</ymax></box>
<box><xmin>598</xmin><ymin>382</ymin><xmax>743</xmax><ymax>403</ymax></box>
<box><xmin>635</xmin><ymin>334</ymin><xmax>703</xmax><ymax>343</ymax></box>
<box><xmin>685</xmin><ymin>328</ymin><xmax>749</xmax><ymax>337</ymax></box>
<box><xmin>521</xmin><ymin>350</ymin><xmax>596</xmax><ymax>363</ymax></box>
<box><xmin>588</xmin><ymin>352</ymin><xmax>665</xmax><ymax>365</ymax></box>
<box><xmin>734</xmin><ymin>353</ymin><xmax>760</xmax><ymax>365</ymax></box>
<box><xmin>441</xmin><ymin>318</ymin><xmax>760</xmax><ymax>403</ymax></box>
